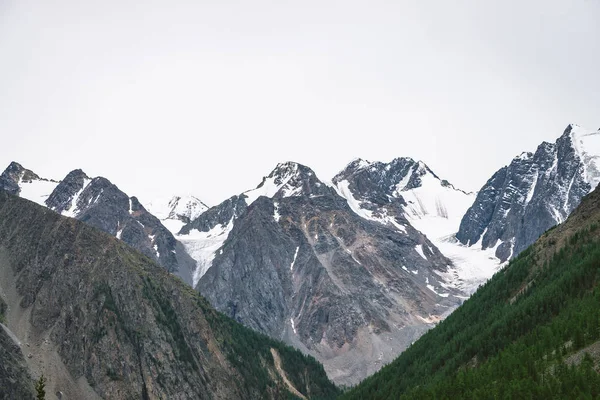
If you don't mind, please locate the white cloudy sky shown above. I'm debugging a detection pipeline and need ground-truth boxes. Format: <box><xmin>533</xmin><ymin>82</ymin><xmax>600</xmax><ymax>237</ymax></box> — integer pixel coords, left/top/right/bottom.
<box><xmin>1</xmin><ymin>0</ymin><xmax>599</xmax><ymax>205</ymax></box>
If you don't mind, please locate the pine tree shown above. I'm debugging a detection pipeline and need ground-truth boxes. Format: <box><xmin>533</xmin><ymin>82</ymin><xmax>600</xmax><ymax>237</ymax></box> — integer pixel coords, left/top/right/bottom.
<box><xmin>35</xmin><ymin>375</ymin><xmax>46</xmax><ymax>400</ymax></box>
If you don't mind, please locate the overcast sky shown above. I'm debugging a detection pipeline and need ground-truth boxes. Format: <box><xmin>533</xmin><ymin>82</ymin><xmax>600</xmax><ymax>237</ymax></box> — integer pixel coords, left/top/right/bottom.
<box><xmin>1</xmin><ymin>0</ymin><xmax>599</xmax><ymax>205</ymax></box>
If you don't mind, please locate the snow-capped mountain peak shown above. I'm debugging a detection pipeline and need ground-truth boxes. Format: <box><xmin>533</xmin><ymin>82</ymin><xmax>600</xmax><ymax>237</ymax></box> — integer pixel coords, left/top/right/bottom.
<box><xmin>333</xmin><ymin>157</ymin><xmax>499</xmax><ymax>294</ymax></box>
<box><xmin>146</xmin><ymin>195</ymin><xmax>208</xmax><ymax>222</ymax></box>
<box><xmin>45</xmin><ymin>169</ymin><xmax>92</xmax><ymax>216</ymax></box>
<box><xmin>0</xmin><ymin>161</ymin><xmax>59</xmax><ymax>206</ymax></box>
<box><xmin>167</xmin><ymin>195</ymin><xmax>208</xmax><ymax>221</ymax></box>
<box><xmin>145</xmin><ymin>195</ymin><xmax>209</xmax><ymax>235</ymax></box>
<box><xmin>343</xmin><ymin>157</ymin><xmax>372</xmax><ymax>172</ymax></box>
<box><xmin>458</xmin><ymin>123</ymin><xmax>600</xmax><ymax>263</ymax></box>
<box><xmin>333</xmin><ymin>157</ymin><xmax>472</xmax><ymax>223</ymax></box>
<box><xmin>243</xmin><ymin>161</ymin><xmax>328</xmax><ymax>204</ymax></box>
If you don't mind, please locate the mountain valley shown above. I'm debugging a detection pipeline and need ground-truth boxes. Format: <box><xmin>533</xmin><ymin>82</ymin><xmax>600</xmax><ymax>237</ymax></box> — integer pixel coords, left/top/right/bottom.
<box><xmin>2</xmin><ymin>123</ymin><xmax>600</xmax><ymax>397</ymax></box>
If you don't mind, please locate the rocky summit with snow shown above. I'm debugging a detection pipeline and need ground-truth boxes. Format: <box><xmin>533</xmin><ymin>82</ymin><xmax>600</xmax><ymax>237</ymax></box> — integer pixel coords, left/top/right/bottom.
<box><xmin>145</xmin><ymin>195</ymin><xmax>209</xmax><ymax>235</ymax></box>
<box><xmin>0</xmin><ymin>161</ymin><xmax>59</xmax><ymax>204</ymax></box>
<box><xmin>175</xmin><ymin>161</ymin><xmax>462</xmax><ymax>385</ymax></box>
<box><xmin>458</xmin><ymin>124</ymin><xmax>600</xmax><ymax>262</ymax></box>
<box><xmin>332</xmin><ymin>157</ymin><xmax>501</xmax><ymax>294</ymax></box>
<box><xmin>0</xmin><ymin>164</ymin><xmax>197</xmax><ymax>285</ymax></box>
<box><xmin>2</xmin><ymin>123</ymin><xmax>599</xmax><ymax>390</ymax></box>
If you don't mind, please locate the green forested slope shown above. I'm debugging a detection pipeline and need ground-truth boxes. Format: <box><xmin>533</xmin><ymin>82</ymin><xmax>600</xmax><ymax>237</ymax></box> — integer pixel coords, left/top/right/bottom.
<box><xmin>343</xmin><ymin>188</ymin><xmax>600</xmax><ymax>399</ymax></box>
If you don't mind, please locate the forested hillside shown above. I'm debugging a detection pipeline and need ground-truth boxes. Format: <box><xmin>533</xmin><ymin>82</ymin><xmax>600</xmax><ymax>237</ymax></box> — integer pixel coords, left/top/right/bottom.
<box><xmin>343</xmin><ymin>186</ymin><xmax>600</xmax><ymax>399</ymax></box>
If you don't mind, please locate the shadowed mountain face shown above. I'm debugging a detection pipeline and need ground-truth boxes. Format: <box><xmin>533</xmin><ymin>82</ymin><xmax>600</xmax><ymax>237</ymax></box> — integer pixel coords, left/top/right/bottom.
<box><xmin>0</xmin><ymin>192</ymin><xmax>339</xmax><ymax>399</ymax></box>
<box><xmin>457</xmin><ymin>124</ymin><xmax>600</xmax><ymax>262</ymax></box>
<box><xmin>181</xmin><ymin>162</ymin><xmax>462</xmax><ymax>385</ymax></box>
<box><xmin>0</xmin><ymin>163</ymin><xmax>197</xmax><ymax>285</ymax></box>
<box><xmin>0</xmin><ymin>292</ymin><xmax>33</xmax><ymax>400</ymax></box>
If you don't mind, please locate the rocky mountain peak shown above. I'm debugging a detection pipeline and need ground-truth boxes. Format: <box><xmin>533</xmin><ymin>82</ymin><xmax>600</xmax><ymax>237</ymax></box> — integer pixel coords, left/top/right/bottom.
<box><xmin>457</xmin><ymin>123</ymin><xmax>600</xmax><ymax>262</ymax></box>
<box><xmin>243</xmin><ymin>161</ymin><xmax>330</xmax><ymax>205</ymax></box>
<box><xmin>45</xmin><ymin>169</ymin><xmax>91</xmax><ymax>214</ymax></box>
<box><xmin>0</xmin><ymin>162</ymin><xmax>59</xmax><ymax>204</ymax></box>
<box><xmin>3</xmin><ymin>161</ymin><xmax>41</xmax><ymax>181</ymax></box>
<box><xmin>565</xmin><ymin>123</ymin><xmax>600</xmax><ymax>190</ymax></box>
<box><xmin>343</xmin><ymin>158</ymin><xmax>373</xmax><ymax>172</ymax></box>
<box><xmin>0</xmin><ymin>162</ymin><xmax>36</xmax><ymax>195</ymax></box>
<box><xmin>333</xmin><ymin>156</ymin><xmax>465</xmax><ymax>207</ymax></box>
<box><xmin>166</xmin><ymin>195</ymin><xmax>208</xmax><ymax>221</ymax></box>
<box><xmin>64</xmin><ymin>168</ymin><xmax>90</xmax><ymax>181</ymax></box>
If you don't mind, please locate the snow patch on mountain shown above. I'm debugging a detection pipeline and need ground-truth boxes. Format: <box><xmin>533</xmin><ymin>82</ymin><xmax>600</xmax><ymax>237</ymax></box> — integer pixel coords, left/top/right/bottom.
<box><xmin>570</xmin><ymin>124</ymin><xmax>600</xmax><ymax>190</ymax></box>
<box><xmin>335</xmin><ymin>180</ymin><xmax>375</xmax><ymax>220</ymax></box>
<box><xmin>415</xmin><ymin>245</ymin><xmax>427</xmax><ymax>260</ymax></box>
<box><xmin>179</xmin><ymin>219</ymin><xmax>234</xmax><ymax>286</ymax></box>
<box><xmin>145</xmin><ymin>195</ymin><xmax>208</xmax><ymax>234</ymax></box>
<box><xmin>290</xmin><ymin>247</ymin><xmax>299</xmax><ymax>271</ymax></box>
<box><xmin>393</xmin><ymin>163</ymin><xmax>475</xmax><ymax>243</ymax></box>
<box><xmin>432</xmin><ymin>235</ymin><xmax>503</xmax><ymax>294</ymax></box>
<box><xmin>62</xmin><ymin>178</ymin><xmax>92</xmax><ymax>218</ymax></box>
<box><xmin>243</xmin><ymin>162</ymin><xmax>303</xmax><ymax>205</ymax></box>
<box><xmin>335</xmin><ymin>180</ymin><xmax>409</xmax><ymax>232</ymax></box>
<box><xmin>18</xmin><ymin>179</ymin><xmax>59</xmax><ymax>206</ymax></box>
<box><xmin>333</xmin><ymin>157</ymin><xmax>503</xmax><ymax>294</ymax></box>
<box><xmin>273</xmin><ymin>202</ymin><xmax>281</xmax><ymax>222</ymax></box>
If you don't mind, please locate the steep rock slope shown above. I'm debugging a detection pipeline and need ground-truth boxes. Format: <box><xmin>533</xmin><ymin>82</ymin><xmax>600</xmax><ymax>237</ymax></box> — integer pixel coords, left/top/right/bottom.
<box><xmin>333</xmin><ymin>158</ymin><xmax>499</xmax><ymax>294</ymax></box>
<box><xmin>181</xmin><ymin>162</ymin><xmax>462</xmax><ymax>385</ymax></box>
<box><xmin>343</xmin><ymin>180</ymin><xmax>600</xmax><ymax>399</ymax></box>
<box><xmin>0</xmin><ymin>163</ymin><xmax>197</xmax><ymax>285</ymax></box>
<box><xmin>457</xmin><ymin>124</ymin><xmax>600</xmax><ymax>262</ymax></box>
<box><xmin>0</xmin><ymin>292</ymin><xmax>34</xmax><ymax>400</ymax></box>
<box><xmin>0</xmin><ymin>192</ymin><xmax>338</xmax><ymax>399</ymax></box>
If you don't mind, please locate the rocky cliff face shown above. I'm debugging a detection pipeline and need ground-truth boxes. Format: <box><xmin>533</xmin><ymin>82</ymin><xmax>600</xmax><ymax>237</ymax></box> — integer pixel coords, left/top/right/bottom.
<box><xmin>457</xmin><ymin>124</ymin><xmax>600</xmax><ymax>261</ymax></box>
<box><xmin>332</xmin><ymin>158</ymin><xmax>501</xmax><ymax>295</ymax></box>
<box><xmin>0</xmin><ymin>164</ymin><xmax>197</xmax><ymax>285</ymax></box>
<box><xmin>0</xmin><ymin>323</ymin><xmax>33</xmax><ymax>400</ymax></box>
<box><xmin>0</xmin><ymin>292</ymin><xmax>33</xmax><ymax>400</ymax></box>
<box><xmin>181</xmin><ymin>162</ymin><xmax>461</xmax><ymax>385</ymax></box>
<box><xmin>0</xmin><ymin>192</ymin><xmax>338</xmax><ymax>399</ymax></box>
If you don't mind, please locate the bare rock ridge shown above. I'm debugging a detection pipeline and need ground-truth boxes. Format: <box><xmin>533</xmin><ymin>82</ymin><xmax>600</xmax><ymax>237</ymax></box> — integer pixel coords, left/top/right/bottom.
<box><xmin>185</xmin><ymin>162</ymin><xmax>462</xmax><ymax>385</ymax></box>
<box><xmin>2</xmin><ymin>122</ymin><xmax>598</xmax><ymax>390</ymax></box>
<box><xmin>458</xmin><ymin>124</ymin><xmax>600</xmax><ymax>261</ymax></box>
<box><xmin>0</xmin><ymin>164</ymin><xmax>198</xmax><ymax>285</ymax></box>
<box><xmin>0</xmin><ymin>191</ymin><xmax>338</xmax><ymax>399</ymax></box>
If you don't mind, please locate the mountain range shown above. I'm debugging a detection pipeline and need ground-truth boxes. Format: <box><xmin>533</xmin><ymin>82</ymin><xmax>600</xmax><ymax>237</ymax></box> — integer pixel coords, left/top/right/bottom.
<box><xmin>0</xmin><ymin>191</ymin><xmax>339</xmax><ymax>399</ymax></box>
<box><xmin>342</xmin><ymin>147</ymin><xmax>600</xmax><ymax>399</ymax></box>
<box><xmin>2</xmin><ymin>123</ymin><xmax>599</xmax><ymax>389</ymax></box>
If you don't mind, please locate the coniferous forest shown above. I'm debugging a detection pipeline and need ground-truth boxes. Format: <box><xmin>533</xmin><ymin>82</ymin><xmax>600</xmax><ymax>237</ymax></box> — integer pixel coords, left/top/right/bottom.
<box><xmin>343</xmin><ymin>191</ymin><xmax>600</xmax><ymax>399</ymax></box>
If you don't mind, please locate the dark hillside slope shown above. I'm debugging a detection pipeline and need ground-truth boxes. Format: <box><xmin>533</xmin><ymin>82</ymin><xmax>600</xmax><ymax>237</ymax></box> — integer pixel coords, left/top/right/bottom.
<box><xmin>0</xmin><ymin>320</ymin><xmax>33</xmax><ymax>399</ymax></box>
<box><xmin>343</xmin><ymin>186</ymin><xmax>600</xmax><ymax>399</ymax></box>
<box><xmin>0</xmin><ymin>192</ymin><xmax>338</xmax><ymax>399</ymax></box>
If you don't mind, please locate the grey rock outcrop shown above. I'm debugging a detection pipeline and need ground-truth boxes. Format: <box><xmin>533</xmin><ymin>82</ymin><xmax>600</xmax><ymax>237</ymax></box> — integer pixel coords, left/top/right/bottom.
<box><xmin>47</xmin><ymin>169</ymin><xmax>197</xmax><ymax>284</ymax></box>
<box><xmin>188</xmin><ymin>162</ymin><xmax>461</xmax><ymax>385</ymax></box>
<box><xmin>457</xmin><ymin>124</ymin><xmax>600</xmax><ymax>261</ymax></box>
<box><xmin>0</xmin><ymin>323</ymin><xmax>33</xmax><ymax>399</ymax></box>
